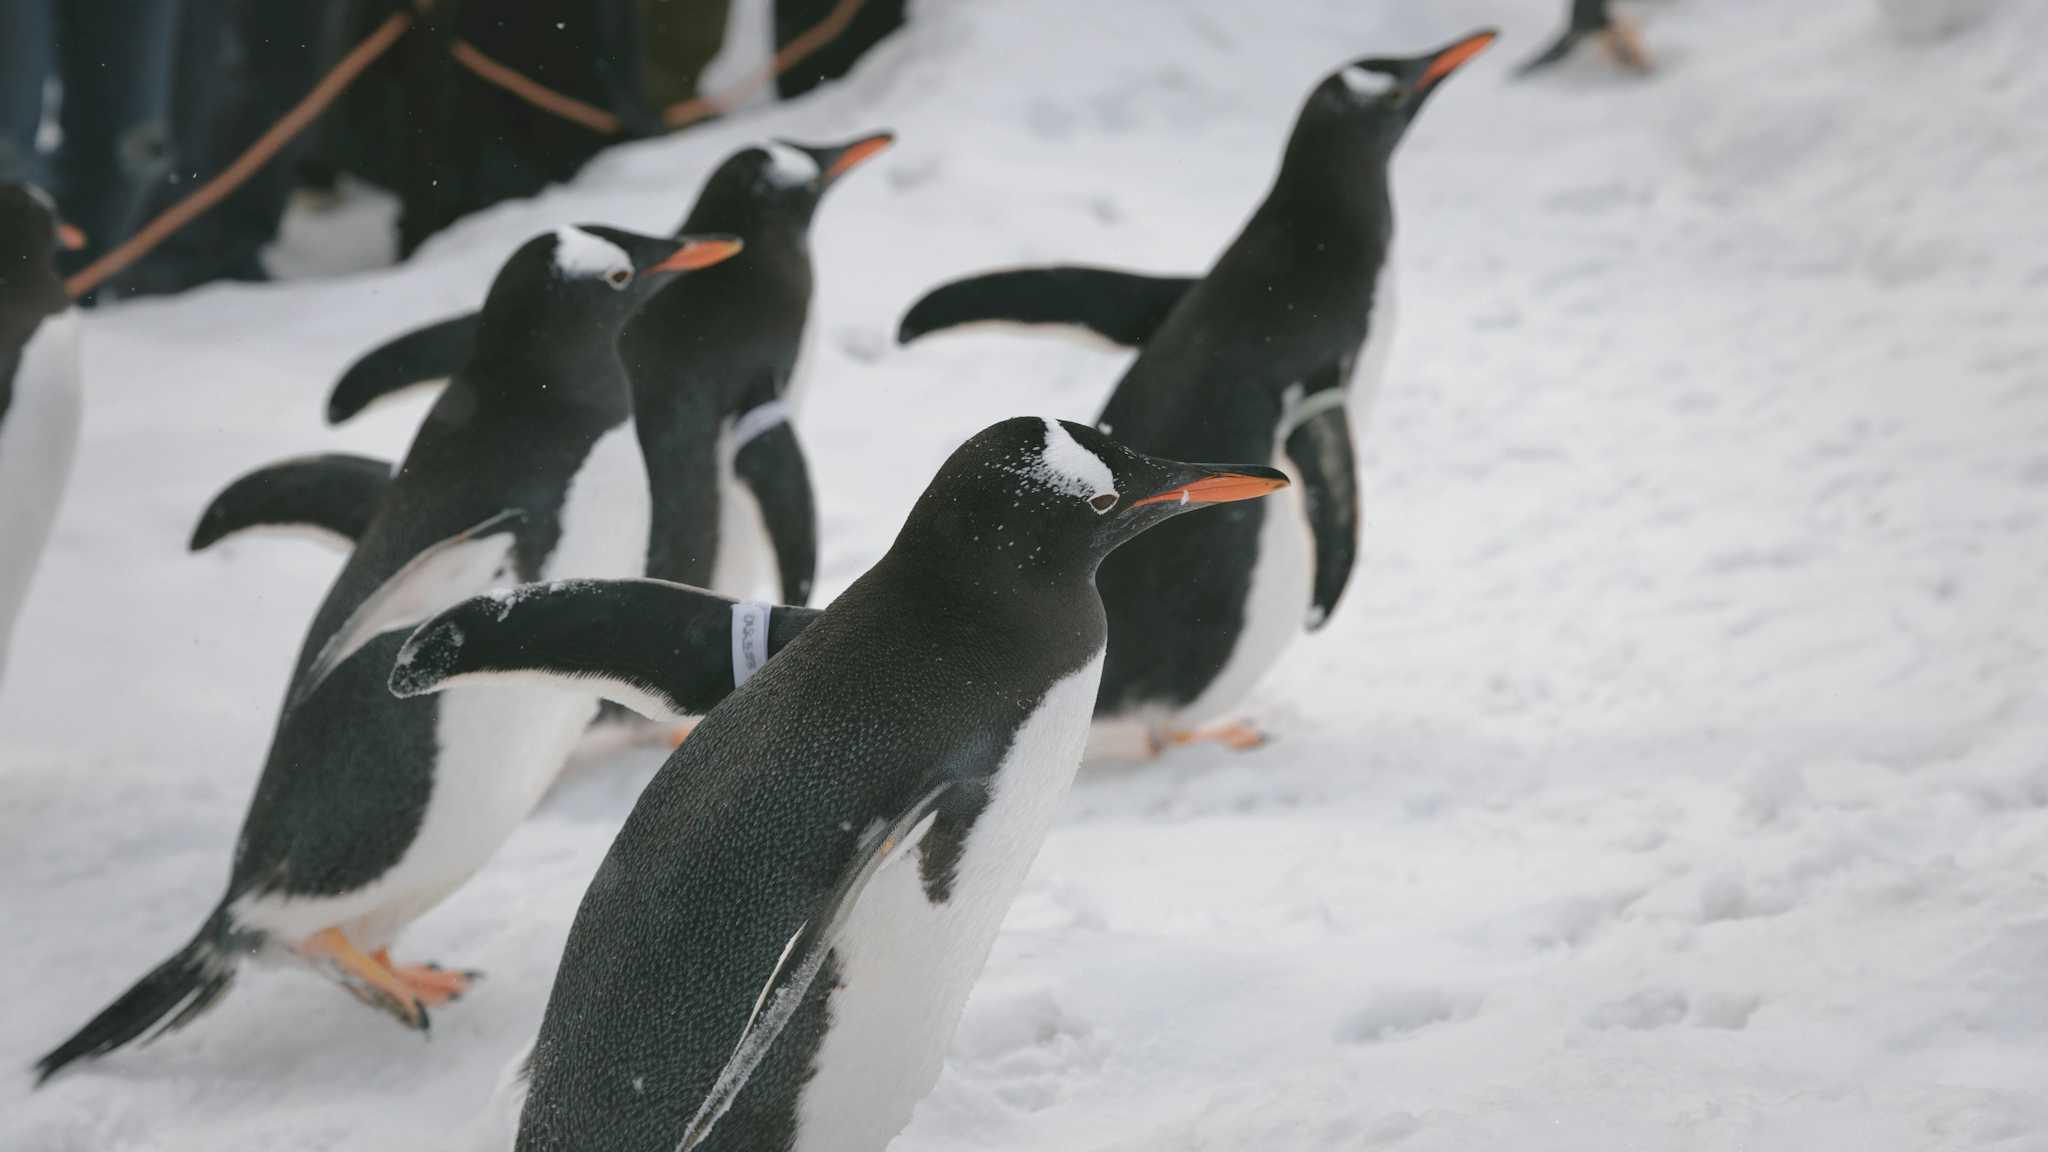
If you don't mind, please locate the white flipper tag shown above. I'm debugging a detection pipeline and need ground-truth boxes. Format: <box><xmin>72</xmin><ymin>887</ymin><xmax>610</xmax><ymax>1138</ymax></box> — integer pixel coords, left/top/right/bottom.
<box><xmin>1277</xmin><ymin>386</ymin><xmax>1347</xmax><ymax>441</ymax></box>
<box><xmin>675</xmin><ymin>782</ymin><xmax>952</xmax><ymax>1152</ymax></box>
<box><xmin>297</xmin><ymin>509</ymin><xmax>525</xmax><ymax>704</ymax></box>
<box><xmin>730</xmin><ymin>400</ymin><xmax>790</xmax><ymax>452</ymax></box>
<box><xmin>730</xmin><ymin>601</ymin><xmax>772</xmax><ymax>687</ymax></box>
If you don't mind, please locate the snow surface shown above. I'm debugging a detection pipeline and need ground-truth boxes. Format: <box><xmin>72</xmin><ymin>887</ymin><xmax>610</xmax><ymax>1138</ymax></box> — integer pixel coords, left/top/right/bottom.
<box><xmin>7</xmin><ymin>0</ymin><xmax>2048</xmax><ymax>1148</ymax></box>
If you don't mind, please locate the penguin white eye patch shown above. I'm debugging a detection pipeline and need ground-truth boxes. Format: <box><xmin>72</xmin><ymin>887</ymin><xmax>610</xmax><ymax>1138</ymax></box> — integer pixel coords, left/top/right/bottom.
<box><xmin>1034</xmin><ymin>419</ymin><xmax>1120</xmax><ymax>509</ymax></box>
<box><xmin>552</xmin><ymin>226</ymin><xmax>634</xmax><ymax>284</ymax></box>
<box><xmin>1339</xmin><ymin>66</ymin><xmax>1396</xmax><ymax>99</ymax></box>
<box><xmin>763</xmin><ymin>143</ymin><xmax>820</xmax><ymax>186</ymax></box>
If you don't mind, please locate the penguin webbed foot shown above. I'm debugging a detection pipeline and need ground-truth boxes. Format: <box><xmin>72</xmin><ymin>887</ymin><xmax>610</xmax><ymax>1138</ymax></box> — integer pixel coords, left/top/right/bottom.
<box><xmin>387</xmin><ymin>959</ymin><xmax>480</xmax><ymax>1007</ymax></box>
<box><xmin>1164</xmin><ymin>721</ymin><xmax>1269</xmax><ymax>754</ymax></box>
<box><xmin>301</xmin><ymin>929</ymin><xmax>431</xmax><ymax>1031</ymax></box>
<box><xmin>1602</xmin><ymin>20</ymin><xmax>1653</xmax><ymax>72</ymax></box>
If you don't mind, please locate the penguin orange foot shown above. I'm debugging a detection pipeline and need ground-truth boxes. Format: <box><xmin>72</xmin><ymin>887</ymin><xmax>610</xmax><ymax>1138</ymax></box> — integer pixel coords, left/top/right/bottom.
<box><xmin>301</xmin><ymin>929</ymin><xmax>428</xmax><ymax>1030</ymax></box>
<box><xmin>372</xmin><ymin>949</ymin><xmax>479</xmax><ymax>1006</ymax></box>
<box><xmin>1603</xmin><ymin>20</ymin><xmax>1652</xmax><ymax>72</ymax></box>
<box><xmin>1167</xmin><ymin>721</ymin><xmax>1269</xmax><ymax>752</ymax></box>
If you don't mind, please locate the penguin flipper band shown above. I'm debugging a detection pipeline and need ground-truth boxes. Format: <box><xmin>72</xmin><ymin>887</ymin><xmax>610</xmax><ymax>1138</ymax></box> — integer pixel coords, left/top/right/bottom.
<box><xmin>296</xmin><ymin>508</ymin><xmax>526</xmax><ymax>704</ymax></box>
<box><xmin>388</xmin><ymin>577</ymin><xmax>821</xmax><ymax>718</ymax></box>
<box><xmin>676</xmin><ymin>782</ymin><xmax>952</xmax><ymax>1152</ymax></box>
<box><xmin>896</xmin><ymin>266</ymin><xmax>1195</xmax><ymax>349</ymax></box>
<box><xmin>189</xmin><ymin>452</ymin><xmax>393</xmax><ymax>553</ymax></box>
<box><xmin>327</xmin><ymin>311</ymin><xmax>480</xmax><ymax>424</ymax></box>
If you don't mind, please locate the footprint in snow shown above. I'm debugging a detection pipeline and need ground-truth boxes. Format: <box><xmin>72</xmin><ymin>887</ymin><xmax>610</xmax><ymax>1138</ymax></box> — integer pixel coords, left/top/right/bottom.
<box><xmin>1334</xmin><ymin>984</ymin><xmax>1480</xmax><ymax>1045</ymax></box>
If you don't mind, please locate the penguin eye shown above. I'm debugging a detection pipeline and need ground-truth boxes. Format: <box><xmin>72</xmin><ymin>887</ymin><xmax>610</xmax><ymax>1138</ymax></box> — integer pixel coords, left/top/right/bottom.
<box><xmin>606</xmin><ymin>267</ymin><xmax>633</xmax><ymax>290</ymax></box>
<box><xmin>1089</xmin><ymin>492</ymin><xmax>1119</xmax><ymax>515</ymax></box>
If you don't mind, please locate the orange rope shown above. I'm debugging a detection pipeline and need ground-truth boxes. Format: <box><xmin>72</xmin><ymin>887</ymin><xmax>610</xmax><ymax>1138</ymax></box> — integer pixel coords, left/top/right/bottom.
<box><xmin>65</xmin><ymin>10</ymin><xmax>415</xmax><ymax>299</ymax></box>
<box><xmin>664</xmin><ymin>0</ymin><xmax>870</xmax><ymax>129</ymax></box>
<box><xmin>449</xmin><ymin>39</ymin><xmax>624</xmax><ymax>136</ymax></box>
<box><xmin>61</xmin><ymin>0</ymin><xmax>877</xmax><ymax>298</ymax></box>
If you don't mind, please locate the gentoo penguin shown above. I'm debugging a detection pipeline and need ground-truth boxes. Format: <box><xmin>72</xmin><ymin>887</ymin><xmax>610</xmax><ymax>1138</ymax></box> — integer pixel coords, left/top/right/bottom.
<box><xmin>1516</xmin><ymin>0</ymin><xmax>1652</xmax><ymax>76</ymax></box>
<box><xmin>388</xmin><ymin>417</ymin><xmax>1287</xmax><ymax>1151</ymax></box>
<box><xmin>33</xmin><ymin>226</ymin><xmax>742</xmax><ymax>1083</ymax></box>
<box><xmin>284</xmin><ymin>132</ymin><xmax>894</xmax><ymax>605</ymax></box>
<box><xmin>898</xmin><ymin>32</ymin><xmax>1494</xmax><ymax>756</ymax></box>
<box><xmin>0</xmin><ymin>184</ymin><xmax>85</xmax><ymax>688</ymax></box>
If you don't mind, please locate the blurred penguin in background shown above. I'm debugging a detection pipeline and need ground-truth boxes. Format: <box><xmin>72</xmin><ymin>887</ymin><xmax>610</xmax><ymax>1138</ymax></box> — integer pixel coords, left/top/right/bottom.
<box><xmin>1517</xmin><ymin>0</ymin><xmax>1652</xmax><ymax>76</ymax></box>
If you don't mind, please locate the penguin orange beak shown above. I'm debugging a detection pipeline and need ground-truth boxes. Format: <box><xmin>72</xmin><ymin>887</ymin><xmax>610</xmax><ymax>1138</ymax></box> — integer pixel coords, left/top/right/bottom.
<box><xmin>56</xmin><ymin>221</ymin><xmax>86</xmax><ymax>251</ymax></box>
<box><xmin>1416</xmin><ymin>29</ymin><xmax>1497</xmax><ymax>90</ymax></box>
<box><xmin>650</xmin><ymin>236</ymin><xmax>745</xmax><ymax>273</ymax></box>
<box><xmin>1133</xmin><ymin>468</ymin><xmax>1289</xmax><ymax>508</ymax></box>
<box><xmin>822</xmin><ymin>132</ymin><xmax>894</xmax><ymax>182</ymax></box>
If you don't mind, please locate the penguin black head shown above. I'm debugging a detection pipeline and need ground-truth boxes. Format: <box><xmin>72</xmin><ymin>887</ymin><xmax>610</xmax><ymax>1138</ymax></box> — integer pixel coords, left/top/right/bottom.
<box><xmin>478</xmin><ymin>224</ymin><xmax>744</xmax><ymax>342</ymax></box>
<box><xmin>1288</xmin><ymin>29</ymin><xmax>1496</xmax><ymax>170</ymax></box>
<box><xmin>0</xmin><ymin>183</ymin><xmax>81</xmax><ymax>325</ymax></box>
<box><xmin>895</xmin><ymin>417</ymin><xmax>1288</xmax><ymax>586</ymax></box>
<box><xmin>695</xmin><ymin>131</ymin><xmax>894</xmax><ymax>230</ymax></box>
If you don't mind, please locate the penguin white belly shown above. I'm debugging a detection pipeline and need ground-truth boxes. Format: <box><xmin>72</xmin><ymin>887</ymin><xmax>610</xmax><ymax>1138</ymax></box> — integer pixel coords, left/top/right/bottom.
<box><xmin>789</xmin><ymin>651</ymin><xmax>1104</xmax><ymax>1152</ymax></box>
<box><xmin>236</xmin><ymin>422</ymin><xmax>652</xmax><ymax>946</ymax></box>
<box><xmin>0</xmin><ymin>309</ymin><xmax>82</xmax><ymax>680</ymax></box>
<box><xmin>1171</xmin><ymin>475</ymin><xmax>1312</xmax><ymax>733</ymax></box>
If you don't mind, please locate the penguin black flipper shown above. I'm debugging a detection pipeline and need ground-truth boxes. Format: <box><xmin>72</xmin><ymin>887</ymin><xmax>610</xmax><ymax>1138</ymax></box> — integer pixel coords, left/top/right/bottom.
<box><xmin>1518</xmin><ymin>0</ymin><xmax>1608</xmax><ymax>76</ymax></box>
<box><xmin>390</xmin><ymin>577</ymin><xmax>820</xmax><ymax>720</ymax></box>
<box><xmin>1283</xmin><ymin>376</ymin><xmax>1362</xmax><ymax>632</ymax></box>
<box><xmin>896</xmin><ymin>266</ymin><xmax>1196</xmax><ymax>348</ymax></box>
<box><xmin>676</xmin><ymin>781</ymin><xmax>952</xmax><ymax>1151</ymax></box>
<box><xmin>1515</xmin><ymin>28</ymin><xmax>1586</xmax><ymax>75</ymax></box>
<box><xmin>188</xmin><ymin>453</ymin><xmax>394</xmax><ymax>552</ymax></box>
<box><xmin>326</xmin><ymin>312</ymin><xmax>480</xmax><ymax>424</ymax></box>
<box><xmin>297</xmin><ymin>508</ymin><xmax>526</xmax><ymax>702</ymax></box>
<box><xmin>730</xmin><ymin>378</ymin><xmax>817</xmax><ymax>605</ymax></box>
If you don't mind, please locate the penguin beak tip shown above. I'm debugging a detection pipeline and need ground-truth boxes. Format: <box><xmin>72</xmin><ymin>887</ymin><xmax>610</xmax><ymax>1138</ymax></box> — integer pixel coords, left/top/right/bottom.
<box><xmin>1418</xmin><ymin>29</ymin><xmax>1498</xmax><ymax>89</ymax></box>
<box><xmin>824</xmin><ymin>134</ymin><xmax>895</xmax><ymax>182</ymax></box>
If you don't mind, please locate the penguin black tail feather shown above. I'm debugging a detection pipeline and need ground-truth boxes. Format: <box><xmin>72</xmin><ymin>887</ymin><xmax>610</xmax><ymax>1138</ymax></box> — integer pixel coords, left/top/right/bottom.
<box><xmin>33</xmin><ymin>912</ymin><xmax>239</xmax><ymax>1086</ymax></box>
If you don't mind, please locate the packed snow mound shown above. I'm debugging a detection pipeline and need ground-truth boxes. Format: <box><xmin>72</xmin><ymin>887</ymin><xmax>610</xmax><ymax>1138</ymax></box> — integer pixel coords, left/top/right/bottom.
<box><xmin>5</xmin><ymin>0</ymin><xmax>2047</xmax><ymax>1149</ymax></box>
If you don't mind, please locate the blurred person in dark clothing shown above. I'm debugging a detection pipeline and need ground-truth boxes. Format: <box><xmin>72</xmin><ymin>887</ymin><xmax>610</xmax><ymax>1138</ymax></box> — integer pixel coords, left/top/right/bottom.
<box><xmin>114</xmin><ymin>1</ymin><xmax>347</xmax><ymax>295</ymax></box>
<box><xmin>0</xmin><ymin>0</ymin><xmax>180</xmax><ymax>279</ymax></box>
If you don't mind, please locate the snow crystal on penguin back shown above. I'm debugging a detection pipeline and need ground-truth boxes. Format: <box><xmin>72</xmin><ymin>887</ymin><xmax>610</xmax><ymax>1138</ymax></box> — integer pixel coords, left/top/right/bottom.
<box><xmin>763</xmin><ymin>142</ymin><xmax>821</xmax><ymax>186</ymax></box>
<box><xmin>551</xmin><ymin>226</ymin><xmax>632</xmax><ymax>283</ymax></box>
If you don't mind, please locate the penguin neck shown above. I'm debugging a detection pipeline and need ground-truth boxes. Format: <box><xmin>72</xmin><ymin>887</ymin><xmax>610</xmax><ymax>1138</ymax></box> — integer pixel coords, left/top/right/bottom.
<box><xmin>467</xmin><ymin>309</ymin><xmax>630</xmax><ymax>406</ymax></box>
<box><xmin>689</xmin><ymin>194</ymin><xmax>815</xmax><ymax>247</ymax></box>
<box><xmin>0</xmin><ymin>298</ymin><xmax>64</xmax><ymax>420</ymax></box>
<box><xmin>880</xmin><ymin>514</ymin><xmax>1101</xmax><ymax>637</ymax></box>
<box><xmin>0</xmin><ymin>285</ymin><xmax>64</xmax><ymax>360</ymax></box>
<box><xmin>1260</xmin><ymin>147</ymin><xmax>1395</xmax><ymax>272</ymax></box>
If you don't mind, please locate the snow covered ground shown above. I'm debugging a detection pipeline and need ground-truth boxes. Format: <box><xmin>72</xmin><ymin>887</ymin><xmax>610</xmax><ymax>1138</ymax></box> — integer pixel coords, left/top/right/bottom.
<box><xmin>6</xmin><ymin>0</ymin><xmax>2047</xmax><ymax>1147</ymax></box>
